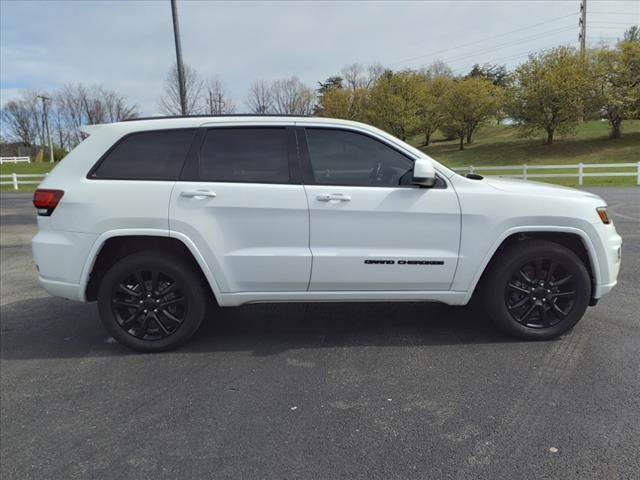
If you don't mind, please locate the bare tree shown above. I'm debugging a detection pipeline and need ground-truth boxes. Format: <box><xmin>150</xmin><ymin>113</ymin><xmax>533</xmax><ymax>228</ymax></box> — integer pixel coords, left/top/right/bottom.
<box><xmin>246</xmin><ymin>80</ymin><xmax>273</xmax><ymax>114</ymax></box>
<box><xmin>56</xmin><ymin>84</ymin><xmax>138</xmax><ymax>148</ymax></box>
<box><xmin>421</xmin><ymin>60</ymin><xmax>454</xmax><ymax>79</ymax></box>
<box><xmin>341</xmin><ymin>63</ymin><xmax>385</xmax><ymax>90</ymax></box>
<box><xmin>50</xmin><ymin>104</ymin><xmax>69</xmax><ymax>150</ymax></box>
<box><xmin>204</xmin><ymin>77</ymin><xmax>236</xmax><ymax>115</ymax></box>
<box><xmin>56</xmin><ymin>84</ymin><xmax>88</xmax><ymax>146</ymax></box>
<box><xmin>159</xmin><ymin>63</ymin><xmax>203</xmax><ymax>115</ymax></box>
<box><xmin>100</xmin><ymin>88</ymin><xmax>138</xmax><ymax>122</ymax></box>
<box><xmin>271</xmin><ymin>76</ymin><xmax>315</xmax><ymax>115</ymax></box>
<box><xmin>341</xmin><ymin>63</ymin><xmax>366</xmax><ymax>90</ymax></box>
<box><xmin>0</xmin><ymin>90</ymin><xmax>43</xmax><ymax>146</ymax></box>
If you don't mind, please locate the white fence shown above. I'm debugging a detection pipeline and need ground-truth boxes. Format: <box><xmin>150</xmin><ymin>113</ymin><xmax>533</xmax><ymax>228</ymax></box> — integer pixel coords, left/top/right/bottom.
<box><xmin>0</xmin><ymin>156</ymin><xmax>30</xmax><ymax>165</ymax></box>
<box><xmin>0</xmin><ymin>173</ymin><xmax>47</xmax><ymax>190</ymax></box>
<box><xmin>452</xmin><ymin>162</ymin><xmax>640</xmax><ymax>185</ymax></box>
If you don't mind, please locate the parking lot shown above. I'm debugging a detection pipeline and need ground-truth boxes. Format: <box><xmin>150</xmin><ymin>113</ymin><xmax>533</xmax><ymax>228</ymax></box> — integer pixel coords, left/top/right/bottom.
<box><xmin>1</xmin><ymin>188</ymin><xmax>639</xmax><ymax>480</ymax></box>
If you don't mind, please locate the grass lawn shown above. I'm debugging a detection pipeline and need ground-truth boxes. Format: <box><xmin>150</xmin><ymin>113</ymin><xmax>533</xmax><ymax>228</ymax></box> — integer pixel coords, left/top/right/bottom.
<box><xmin>0</xmin><ymin>161</ymin><xmax>56</xmax><ymax>191</ymax></box>
<box><xmin>416</xmin><ymin>120</ymin><xmax>640</xmax><ymax>187</ymax></box>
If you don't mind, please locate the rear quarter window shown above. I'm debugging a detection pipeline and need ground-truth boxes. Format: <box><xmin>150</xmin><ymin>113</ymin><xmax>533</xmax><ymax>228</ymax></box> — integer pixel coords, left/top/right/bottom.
<box><xmin>90</xmin><ymin>129</ymin><xmax>196</xmax><ymax>180</ymax></box>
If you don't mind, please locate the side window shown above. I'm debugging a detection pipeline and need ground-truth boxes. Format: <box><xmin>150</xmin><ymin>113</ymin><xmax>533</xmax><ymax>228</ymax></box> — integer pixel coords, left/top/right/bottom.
<box><xmin>199</xmin><ymin>128</ymin><xmax>289</xmax><ymax>183</ymax></box>
<box><xmin>91</xmin><ymin>129</ymin><xmax>195</xmax><ymax>180</ymax></box>
<box><xmin>305</xmin><ymin>128</ymin><xmax>414</xmax><ymax>187</ymax></box>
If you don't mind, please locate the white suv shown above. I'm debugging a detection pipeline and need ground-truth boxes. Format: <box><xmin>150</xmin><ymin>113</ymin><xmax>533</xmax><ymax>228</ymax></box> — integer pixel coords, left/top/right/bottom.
<box><xmin>32</xmin><ymin>116</ymin><xmax>622</xmax><ymax>351</ymax></box>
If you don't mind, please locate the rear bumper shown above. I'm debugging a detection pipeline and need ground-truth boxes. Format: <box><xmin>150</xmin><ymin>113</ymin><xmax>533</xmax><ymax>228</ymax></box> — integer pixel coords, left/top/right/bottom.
<box><xmin>32</xmin><ymin>226</ymin><xmax>97</xmax><ymax>302</ymax></box>
<box><xmin>37</xmin><ymin>277</ymin><xmax>84</xmax><ymax>301</ymax></box>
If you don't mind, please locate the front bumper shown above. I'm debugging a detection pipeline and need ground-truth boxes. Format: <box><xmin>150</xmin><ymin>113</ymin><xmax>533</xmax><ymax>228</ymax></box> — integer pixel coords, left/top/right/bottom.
<box><xmin>591</xmin><ymin>221</ymin><xmax>622</xmax><ymax>299</ymax></box>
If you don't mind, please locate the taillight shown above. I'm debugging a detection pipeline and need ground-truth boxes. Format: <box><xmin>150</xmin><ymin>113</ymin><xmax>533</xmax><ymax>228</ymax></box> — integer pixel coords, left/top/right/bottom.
<box><xmin>33</xmin><ymin>189</ymin><xmax>64</xmax><ymax>216</ymax></box>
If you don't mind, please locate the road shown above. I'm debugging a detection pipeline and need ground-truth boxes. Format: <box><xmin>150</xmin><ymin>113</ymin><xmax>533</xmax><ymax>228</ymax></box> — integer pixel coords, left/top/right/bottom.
<box><xmin>1</xmin><ymin>188</ymin><xmax>639</xmax><ymax>480</ymax></box>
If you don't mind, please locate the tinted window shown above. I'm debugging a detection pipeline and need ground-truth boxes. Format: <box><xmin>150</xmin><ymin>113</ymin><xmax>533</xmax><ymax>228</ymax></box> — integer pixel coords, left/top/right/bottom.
<box><xmin>305</xmin><ymin>128</ymin><xmax>413</xmax><ymax>187</ymax></box>
<box><xmin>92</xmin><ymin>129</ymin><xmax>195</xmax><ymax>180</ymax></box>
<box><xmin>199</xmin><ymin>128</ymin><xmax>289</xmax><ymax>183</ymax></box>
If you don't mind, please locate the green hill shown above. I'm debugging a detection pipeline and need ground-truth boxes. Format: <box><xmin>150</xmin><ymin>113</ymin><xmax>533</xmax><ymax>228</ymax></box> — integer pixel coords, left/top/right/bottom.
<box><xmin>417</xmin><ymin>120</ymin><xmax>639</xmax><ymax>186</ymax></box>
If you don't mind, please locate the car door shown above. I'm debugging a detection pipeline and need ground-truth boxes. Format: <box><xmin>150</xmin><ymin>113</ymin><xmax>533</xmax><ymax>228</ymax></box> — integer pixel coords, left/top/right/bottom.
<box><xmin>170</xmin><ymin>125</ymin><xmax>311</xmax><ymax>292</ymax></box>
<box><xmin>299</xmin><ymin>126</ymin><xmax>461</xmax><ymax>291</ymax></box>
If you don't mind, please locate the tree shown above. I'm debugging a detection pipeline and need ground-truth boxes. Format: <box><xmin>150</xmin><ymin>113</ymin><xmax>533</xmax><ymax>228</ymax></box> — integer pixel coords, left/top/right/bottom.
<box><xmin>466</xmin><ymin>63</ymin><xmax>509</xmax><ymax>87</ymax></box>
<box><xmin>506</xmin><ymin>46</ymin><xmax>589</xmax><ymax>145</ymax></box>
<box><xmin>623</xmin><ymin>25</ymin><xmax>639</xmax><ymax>43</ymax></box>
<box><xmin>315</xmin><ymin>75</ymin><xmax>370</xmax><ymax>120</ymax></box>
<box><xmin>341</xmin><ymin>63</ymin><xmax>384</xmax><ymax>90</ymax></box>
<box><xmin>57</xmin><ymin>84</ymin><xmax>138</xmax><ymax>147</ymax></box>
<box><xmin>99</xmin><ymin>87</ymin><xmax>138</xmax><ymax>122</ymax></box>
<box><xmin>589</xmin><ymin>42</ymin><xmax>640</xmax><ymax>138</ymax></box>
<box><xmin>204</xmin><ymin>77</ymin><xmax>236</xmax><ymax>115</ymax></box>
<box><xmin>416</xmin><ymin>75</ymin><xmax>453</xmax><ymax>146</ymax></box>
<box><xmin>319</xmin><ymin>87</ymin><xmax>370</xmax><ymax>121</ymax></box>
<box><xmin>440</xmin><ymin>77</ymin><xmax>502</xmax><ymax>150</ymax></box>
<box><xmin>270</xmin><ymin>76</ymin><xmax>315</xmax><ymax>115</ymax></box>
<box><xmin>0</xmin><ymin>91</ymin><xmax>41</xmax><ymax>146</ymax></box>
<box><xmin>159</xmin><ymin>63</ymin><xmax>203</xmax><ymax>115</ymax></box>
<box><xmin>317</xmin><ymin>76</ymin><xmax>344</xmax><ymax>96</ymax></box>
<box><xmin>246</xmin><ymin>80</ymin><xmax>273</xmax><ymax>114</ymax></box>
<box><xmin>367</xmin><ymin>70</ymin><xmax>424</xmax><ymax>141</ymax></box>
<box><xmin>420</xmin><ymin>60</ymin><xmax>454</xmax><ymax>79</ymax></box>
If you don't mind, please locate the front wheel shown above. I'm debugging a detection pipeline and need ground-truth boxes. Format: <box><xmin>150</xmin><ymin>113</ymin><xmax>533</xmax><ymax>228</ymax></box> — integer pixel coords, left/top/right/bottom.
<box><xmin>483</xmin><ymin>240</ymin><xmax>591</xmax><ymax>340</ymax></box>
<box><xmin>97</xmin><ymin>251</ymin><xmax>206</xmax><ymax>352</ymax></box>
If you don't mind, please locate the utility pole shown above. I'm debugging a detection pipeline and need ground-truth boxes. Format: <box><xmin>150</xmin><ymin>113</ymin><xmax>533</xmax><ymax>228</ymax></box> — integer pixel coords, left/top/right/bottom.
<box><xmin>170</xmin><ymin>0</ymin><xmax>187</xmax><ymax>115</ymax></box>
<box><xmin>579</xmin><ymin>0</ymin><xmax>587</xmax><ymax>56</ymax></box>
<box><xmin>36</xmin><ymin>95</ymin><xmax>54</xmax><ymax>163</ymax></box>
<box><xmin>578</xmin><ymin>0</ymin><xmax>587</xmax><ymax>122</ymax></box>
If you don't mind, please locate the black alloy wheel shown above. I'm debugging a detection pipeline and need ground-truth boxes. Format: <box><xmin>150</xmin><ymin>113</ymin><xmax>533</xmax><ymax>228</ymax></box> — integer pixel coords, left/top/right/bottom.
<box><xmin>111</xmin><ymin>269</ymin><xmax>187</xmax><ymax>340</ymax></box>
<box><xmin>505</xmin><ymin>258</ymin><xmax>577</xmax><ymax>329</ymax></box>
<box><xmin>483</xmin><ymin>240</ymin><xmax>591</xmax><ymax>340</ymax></box>
<box><xmin>98</xmin><ymin>251</ymin><xmax>206</xmax><ymax>352</ymax></box>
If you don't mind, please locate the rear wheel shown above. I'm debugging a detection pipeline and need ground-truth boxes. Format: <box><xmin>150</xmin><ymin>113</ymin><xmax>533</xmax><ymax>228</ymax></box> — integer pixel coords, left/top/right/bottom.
<box><xmin>97</xmin><ymin>251</ymin><xmax>206</xmax><ymax>352</ymax></box>
<box><xmin>483</xmin><ymin>240</ymin><xmax>591</xmax><ymax>339</ymax></box>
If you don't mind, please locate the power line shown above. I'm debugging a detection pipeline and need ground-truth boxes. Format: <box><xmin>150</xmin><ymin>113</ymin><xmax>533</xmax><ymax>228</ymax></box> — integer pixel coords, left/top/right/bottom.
<box><xmin>590</xmin><ymin>21</ymin><xmax>638</xmax><ymax>25</ymax></box>
<box><xmin>591</xmin><ymin>26</ymin><xmax>635</xmax><ymax>30</ymax></box>
<box><xmin>450</xmin><ymin>33</ymin><xmax>579</xmax><ymax>74</ymax></box>
<box><xmin>387</xmin><ymin>11</ymin><xmax>578</xmax><ymax>67</ymax></box>
<box><xmin>407</xmin><ymin>25</ymin><xmax>578</xmax><ymax>71</ymax></box>
<box><xmin>589</xmin><ymin>11</ymin><xmax>640</xmax><ymax>15</ymax></box>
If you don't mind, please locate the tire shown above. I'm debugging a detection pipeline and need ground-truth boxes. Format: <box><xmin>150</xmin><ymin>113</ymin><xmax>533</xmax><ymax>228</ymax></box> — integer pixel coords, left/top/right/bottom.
<box><xmin>483</xmin><ymin>240</ymin><xmax>591</xmax><ymax>340</ymax></box>
<box><xmin>97</xmin><ymin>251</ymin><xmax>207</xmax><ymax>352</ymax></box>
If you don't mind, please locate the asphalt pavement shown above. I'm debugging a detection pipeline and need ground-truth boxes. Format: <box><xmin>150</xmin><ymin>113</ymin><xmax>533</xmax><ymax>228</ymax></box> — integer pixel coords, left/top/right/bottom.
<box><xmin>1</xmin><ymin>188</ymin><xmax>639</xmax><ymax>480</ymax></box>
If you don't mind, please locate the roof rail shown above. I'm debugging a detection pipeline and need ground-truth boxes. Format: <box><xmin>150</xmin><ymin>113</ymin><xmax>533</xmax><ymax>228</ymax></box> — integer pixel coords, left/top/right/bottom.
<box><xmin>123</xmin><ymin>114</ymin><xmax>313</xmax><ymax>122</ymax></box>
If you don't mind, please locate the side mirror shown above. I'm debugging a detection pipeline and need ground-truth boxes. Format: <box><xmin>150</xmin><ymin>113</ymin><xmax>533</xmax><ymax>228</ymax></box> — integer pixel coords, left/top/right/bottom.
<box><xmin>412</xmin><ymin>158</ymin><xmax>436</xmax><ymax>187</ymax></box>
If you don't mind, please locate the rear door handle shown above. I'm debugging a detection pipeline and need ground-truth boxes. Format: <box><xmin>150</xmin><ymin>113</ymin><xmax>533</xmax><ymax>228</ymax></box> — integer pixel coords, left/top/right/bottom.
<box><xmin>180</xmin><ymin>189</ymin><xmax>217</xmax><ymax>198</ymax></box>
<box><xmin>317</xmin><ymin>193</ymin><xmax>351</xmax><ymax>202</ymax></box>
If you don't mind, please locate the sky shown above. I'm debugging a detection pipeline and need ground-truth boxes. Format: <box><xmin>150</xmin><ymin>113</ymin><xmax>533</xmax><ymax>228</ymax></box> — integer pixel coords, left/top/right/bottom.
<box><xmin>1</xmin><ymin>0</ymin><xmax>638</xmax><ymax>115</ymax></box>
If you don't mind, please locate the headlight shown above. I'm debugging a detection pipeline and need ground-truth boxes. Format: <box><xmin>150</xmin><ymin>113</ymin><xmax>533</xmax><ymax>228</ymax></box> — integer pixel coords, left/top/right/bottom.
<box><xmin>596</xmin><ymin>207</ymin><xmax>610</xmax><ymax>224</ymax></box>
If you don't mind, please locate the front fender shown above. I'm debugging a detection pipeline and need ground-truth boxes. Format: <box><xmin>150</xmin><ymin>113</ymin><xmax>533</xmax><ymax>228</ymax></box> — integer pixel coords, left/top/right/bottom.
<box><xmin>456</xmin><ymin>223</ymin><xmax>602</xmax><ymax>304</ymax></box>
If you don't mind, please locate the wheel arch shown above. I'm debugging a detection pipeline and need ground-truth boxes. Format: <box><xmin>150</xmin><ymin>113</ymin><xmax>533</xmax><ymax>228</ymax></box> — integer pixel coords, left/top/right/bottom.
<box><xmin>82</xmin><ymin>230</ymin><xmax>222</xmax><ymax>304</ymax></box>
<box><xmin>466</xmin><ymin>227</ymin><xmax>600</xmax><ymax>304</ymax></box>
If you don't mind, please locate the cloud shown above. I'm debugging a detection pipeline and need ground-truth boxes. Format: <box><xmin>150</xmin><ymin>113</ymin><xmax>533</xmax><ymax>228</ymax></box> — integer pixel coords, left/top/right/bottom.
<box><xmin>1</xmin><ymin>0</ymin><xmax>637</xmax><ymax>114</ymax></box>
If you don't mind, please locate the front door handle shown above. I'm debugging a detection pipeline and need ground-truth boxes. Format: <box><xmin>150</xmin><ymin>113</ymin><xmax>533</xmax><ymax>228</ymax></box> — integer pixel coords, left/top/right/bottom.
<box><xmin>180</xmin><ymin>189</ymin><xmax>217</xmax><ymax>198</ymax></box>
<box><xmin>316</xmin><ymin>193</ymin><xmax>351</xmax><ymax>202</ymax></box>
